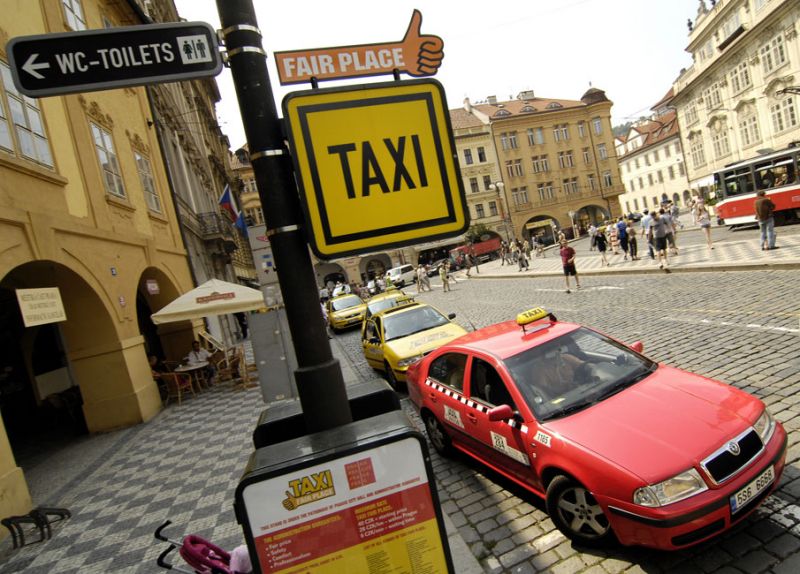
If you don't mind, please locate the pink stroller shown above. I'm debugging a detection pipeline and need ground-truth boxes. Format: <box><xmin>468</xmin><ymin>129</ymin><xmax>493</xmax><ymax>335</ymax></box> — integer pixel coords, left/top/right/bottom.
<box><xmin>154</xmin><ymin>520</ymin><xmax>251</xmax><ymax>574</ymax></box>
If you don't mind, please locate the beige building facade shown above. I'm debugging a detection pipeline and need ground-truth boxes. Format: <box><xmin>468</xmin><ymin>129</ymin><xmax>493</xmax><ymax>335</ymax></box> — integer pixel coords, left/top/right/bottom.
<box><xmin>670</xmin><ymin>0</ymin><xmax>800</xmax><ymax>191</ymax></box>
<box><xmin>465</xmin><ymin>89</ymin><xmax>624</xmax><ymax>243</ymax></box>
<box><xmin>0</xmin><ymin>0</ymin><xmax>230</xmax><ymax>526</ymax></box>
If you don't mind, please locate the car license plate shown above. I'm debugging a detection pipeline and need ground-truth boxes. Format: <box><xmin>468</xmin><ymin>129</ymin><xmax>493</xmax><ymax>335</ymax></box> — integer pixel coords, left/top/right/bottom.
<box><xmin>730</xmin><ymin>465</ymin><xmax>774</xmax><ymax>514</ymax></box>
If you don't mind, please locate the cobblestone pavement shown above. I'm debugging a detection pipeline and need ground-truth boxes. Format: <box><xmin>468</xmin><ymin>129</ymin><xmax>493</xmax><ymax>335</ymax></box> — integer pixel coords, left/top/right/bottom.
<box><xmin>334</xmin><ymin>265</ymin><xmax>800</xmax><ymax>573</ymax></box>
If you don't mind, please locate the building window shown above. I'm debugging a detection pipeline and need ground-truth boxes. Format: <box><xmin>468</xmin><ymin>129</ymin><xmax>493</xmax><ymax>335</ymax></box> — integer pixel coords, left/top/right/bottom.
<box><xmin>629</xmin><ymin>179</ymin><xmax>635</xmax><ymax>191</ymax></box>
<box><xmin>0</xmin><ymin>62</ymin><xmax>54</xmax><ymax>167</ymax></box>
<box><xmin>664</xmin><ymin>144</ymin><xmax>671</xmax><ymax>158</ymax></box>
<box><xmin>703</xmin><ymin>83</ymin><xmax>723</xmax><ymax>110</ymax></box>
<box><xmin>592</xmin><ymin>117</ymin><xmax>602</xmax><ymax>135</ymax></box>
<box><xmin>557</xmin><ymin>150</ymin><xmax>574</xmax><ymax>168</ymax></box>
<box><xmin>690</xmin><ymin>137</ymin><xmax>706</xmax><ymax>168</ymax></box>
<box><xmin>578</xmin><ymin>122</ymin><xmax>586</xmax><ymax>138</ymax></box>
<box><xmin>552</xmin><ymin>124</ymin><xmax>569</xmax><ymax>142</ymax></box>
<box><xmin>469</xmin><ymin>177</ymin><xmax>479</xmax><ymax>193</ymax></box>
<box><xmin>597</xmin><ymin>143</ymin><xmax>608</xmax><ymax>160</ymax></box>
<box><xmin>638</xmin><ymin>176</ymin><xmax>643</xmax><ymax>188</ymax></box>
<box><xmin>588</xmin><ymin>173</ymin><xmax>597</xmax><ymax>191</ymax></box>
<box><xmin>527</xmin><ymin>127</ymin><xmax>545</xmax><ymax>145</ymax></box>
<box><xmin>531</xmin><ymin>154</ymin><xmax>549</xmax><ymax>173</ymax></box>
<box><xmin>135</xmin><ymin>152</ymin><xmax>161</xmax><ymax>212</ymax></box>
<box><xmin>634</xmin><ymin>158</ymin><xmax>640</xmax><ymax>169</ymax></box>
<box><xmin>506</xmin><ymin>159</ymin><xmax>523</xmax><ymax>177</ymax></box>
<box><xmin>685</xmin><ymin>104</ymin><xmax>698</xmax><ymax>125</ymax></box>
<box><xmin>712</xmin><ymin>128</ymin><xmax>731</xmax><ymax>158</ymax></box>
<box><xmin>653</xmin><ymin>149</ymin><xmax>660</xmax><ymax>162</ymax></box>
<box><xmin>563</xmin><ymin>177</ymin><xmax>579</xmax><ymax>195</ymax></box>
<box><xmin>483</xmin><ymin>175</ymin><xmax>492</xmax><ymax>190</ymax></box>
<box><xmin>738</xmin><ymin>114</ymin><xmax>761</xmax><ymax>147</ymax></box>
<box><xmin>678</xmin><ymin>162</ymin><xmax>685</xmax><ymax>176</ymax></box>
<box><xmin>500</xmin><ymin>133</ymin><xmax>509</xmax><ymax>150</ymax></box>
<box><xmin>770</xmin><ymin>97</ymin><xmax>798</xmax><ymax>133</ymax></box>
<box><xmin>475</xmin><ymin>204</ymin><xmax>485</xmax><ymax>218</ymax></box>
<box><xmin>633</xmin><ymin>198</ymin><xmax>639</xmax><ymax>211</ymax></box>
<box><xmin>657</xmin><ymin>170</ymin><xmax>664</xmax><ymax>183</ymax></box>
<box><xmin>477</xmin><ymin>146</ymin><xmax>486</xmax><ymax>162</ymax></box>
<box><xmin>62</xmin><ymin>0</ymin><xmax>87</xmax><ymax>31</ymax></box>
<box><xmin>760</xmin><ymin>34</ymin><xmax>787</xmax><ymax>75</ymax></box>
<box><xmin>648</xmin><ymin>173</ymin><xmax>654</xmax><ymax>185</ymax></box>
<box><xmin>668</xmin><ymin>165</ymin><xmax>675</xmax><ymax>180</ymax></box>
<box><xmin>512</xmin><ymin>186</ymin><xmax>529</xmax><ymax>205</ymax></box>
<box><xmin>536</xmin><ymin>182</ymin><xmax>554</xmax><ymax>201</ymax></box>
<box><xmin>729</xmin><ymin>61</ymin><xmax>752</xmax><ymax>94</ymax></box>
<box><xmin>464</xmin><ymin>148</ymin><xmax>473</xmax><ymax>165</ymax></box>
<box><xmin>602</xmin><ymin>171</ymin><xmax>613</xmax><ymax>187</ymax></box>
<box><xmin>582</xmin><ymin>147</ymin><xmax>590</xmax><ymax>164</ymax></box>
<box><xmin>508</xmin><ymin>131</ymin><xmax>518</xmax><ymax>148</ymax></box>
<box><xmin>91</xmin><ymin>122</ymin><xmax>125</xmax><ymax>198</ymax></box>
<box><xmin>489</xmin><ymin>201</ymin><xmax>498</xmax><ymax>216</ymax></box>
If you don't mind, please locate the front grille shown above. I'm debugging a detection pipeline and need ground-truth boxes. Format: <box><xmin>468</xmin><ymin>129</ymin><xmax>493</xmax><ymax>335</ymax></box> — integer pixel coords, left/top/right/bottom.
<box><xmin>702</xmin><ymin>429</ymin><xmax>763</xmax><ymax>484</ymax></box>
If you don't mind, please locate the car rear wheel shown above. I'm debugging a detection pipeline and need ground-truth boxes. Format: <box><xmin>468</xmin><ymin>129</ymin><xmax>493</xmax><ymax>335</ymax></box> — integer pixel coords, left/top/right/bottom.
<box><xmin>422</xmin><ymin>413</ymin><xmax>453</xmax><ymax>457</ymax></box>
<box><xmin>546</xmin><ymin>476</ymin><xmax>614</xmax><ymax>547</ymax></box>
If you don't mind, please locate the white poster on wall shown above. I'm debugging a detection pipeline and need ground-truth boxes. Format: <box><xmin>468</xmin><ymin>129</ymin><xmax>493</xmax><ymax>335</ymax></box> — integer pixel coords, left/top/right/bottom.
<box><xmin>16</xmin><ymin>287</ymin><xmax>67</xmax><ymax>327</ymax></box>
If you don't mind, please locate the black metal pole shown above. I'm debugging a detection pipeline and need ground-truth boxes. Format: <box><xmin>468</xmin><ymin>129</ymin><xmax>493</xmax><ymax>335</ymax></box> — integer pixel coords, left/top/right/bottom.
<box><xmin>216</xmin><ymin>0</ymin><xmax>351</xmax><ymax>431</ymax></box>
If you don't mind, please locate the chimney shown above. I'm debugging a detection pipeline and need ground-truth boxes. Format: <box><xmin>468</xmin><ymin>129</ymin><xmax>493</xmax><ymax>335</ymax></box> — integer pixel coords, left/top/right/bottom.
<box><xmin>517</xmin><ymin>90</ymin><xmax>535</xmax><ymax>101</ymax></box>
<box><xmin>487</xmin><ymin>95</ymin><xmax>497</xmax><ymax>105</ymax></box>
<box><xmin>463</xmin><ymin>97</ymin><xmax>472</xmax><ymax>112</ymax></box>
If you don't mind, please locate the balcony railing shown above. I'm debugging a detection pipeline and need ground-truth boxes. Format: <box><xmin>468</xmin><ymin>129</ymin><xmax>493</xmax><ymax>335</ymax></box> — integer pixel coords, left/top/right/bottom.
<box><xmin>197</xmin><ymin>211</ymin><xmax>237</xmax><ymax>251</ymax></box>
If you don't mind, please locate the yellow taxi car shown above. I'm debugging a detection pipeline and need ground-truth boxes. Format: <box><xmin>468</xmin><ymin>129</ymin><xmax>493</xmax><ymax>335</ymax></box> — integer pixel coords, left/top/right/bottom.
<box><xmin>327</xmin><ymin>293</ymin><xmax>366</xmax><ymax>332</ymax></box>
<box><xmin>361</xmin><ymin>301</ymin><xmax>467</xmax><ymax>389</ymax></box>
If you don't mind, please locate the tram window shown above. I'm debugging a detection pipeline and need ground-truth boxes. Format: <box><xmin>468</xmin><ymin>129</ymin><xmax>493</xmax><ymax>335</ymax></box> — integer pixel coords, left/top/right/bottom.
<box><xmin>723</xmin><ymin>172</ymin><xmax>742</xmax><ymax>196</ymax></box>
<box><xmin>735</xmin><ymin>168</ymin><xmax>755</xmax><ymax>195</ymax></box>
<box><xmin>755</xmin><ymin>162</ymin><xmax>775</xmax><ymax>189</ymax></box>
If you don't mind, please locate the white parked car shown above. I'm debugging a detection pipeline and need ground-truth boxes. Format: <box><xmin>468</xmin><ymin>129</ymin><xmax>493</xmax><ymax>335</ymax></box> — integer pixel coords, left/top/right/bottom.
<box><xmin>385</xmin><ymin>264</ymin><xmax>415</xmax><ymax>287</ymax></box>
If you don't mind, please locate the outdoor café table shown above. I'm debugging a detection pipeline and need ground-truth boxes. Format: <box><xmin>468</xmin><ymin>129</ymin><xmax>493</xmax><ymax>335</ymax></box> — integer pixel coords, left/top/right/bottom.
<box><xmin>174</xmin><ymin>362</ymin><xmax>208</xmax><ymax>393</ymax></box>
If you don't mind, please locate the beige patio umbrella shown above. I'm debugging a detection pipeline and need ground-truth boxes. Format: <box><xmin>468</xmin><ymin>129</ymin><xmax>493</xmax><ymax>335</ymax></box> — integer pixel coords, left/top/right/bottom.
<box><xmin>150</xmin><ymin>278</ymin><xmax>265</xmax><ymax>325</ymax></box>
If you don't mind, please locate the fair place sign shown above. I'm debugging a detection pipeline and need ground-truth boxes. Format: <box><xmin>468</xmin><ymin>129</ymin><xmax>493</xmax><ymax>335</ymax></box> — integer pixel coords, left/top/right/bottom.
<box><xmin>16</xmin><ymin>287</ymin><xmax>67</xmax><ymax>327</ymax></box>
<box><xmin>283</xmin><ymin>79</ymin><xmax>468</xmax><ymax>260</ymax></box>
<box><xmin>275</xmin><ymin>10</ymin><xmax>443</xmax><ymax>86</ymax></box>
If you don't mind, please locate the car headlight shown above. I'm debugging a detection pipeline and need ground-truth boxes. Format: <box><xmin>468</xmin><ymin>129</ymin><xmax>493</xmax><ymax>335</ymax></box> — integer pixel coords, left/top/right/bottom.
<box><xmin>633</xmin><ymin>468</ymin><xmax>708</xmax><ymax>507</ymax></box>
<box><xmin>397</xmin><ymin>355</ymin><xmax>423</xmax><ymax>368</ymax></box>
<box><xmin>754</xmin><ymin>409</ymin><xmax>776</xmax><ymax>444</ymax></box>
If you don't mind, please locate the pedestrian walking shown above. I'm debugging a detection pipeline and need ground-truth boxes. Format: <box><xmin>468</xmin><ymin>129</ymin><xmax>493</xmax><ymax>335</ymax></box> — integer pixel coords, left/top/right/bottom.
<box><xmin>522</xmin><ymin>239</ymin><xmax>531</xmax><ymax>261</ymax></box>
<box><xmin>588</xmin><ymin>223</ymin><xmax>598</xmax><ymax>251</ymax></box>
<box><xmin>662</xmin><ymin>210</ymin><xmax>679</xmax><ymax>255</ymax></box>
<box><xmin>510</xmin><ymin>239</ymin><xmax>519</xmax><ymax>263</ymax></box>
<box><xmin>439</xmin><ymin>261</ymin><xmax>451</xmax><ymax>292</ymax></box>
<box><xmin>470</xmin><ymin>247</ymin><xmax>480</xmax><ymax>274</ymax></box>
<box><xmin>695</xmin><ymin>203</ymin><xmax>714</xmax><ymax>250</ymax></box>
<box><xmin>670</xmin><ymin>201</ymin><xmax>683</xmax><ymax>229</ymax></box>
<box><xmin>640</xmin><ymin>210</ymin><xmax>655</xmax><ymax>259</ymax></box>
<box><xmin>626</xmin><ymin>220</ymin><xmax>639</xmax><ymax>260</ymax></box>
<box><xmin>559</xmin><ymin>239</ymin><xmax>581</xmax><ymax>293</ymax></box>
<box><xmin>616</xmin><ymin>217</ymin><xmax>629</xmax><ymax>260</ymax></box>
<box><xmin>517</xmin><ymin>246</ymin><xmax>529</xmax><ymax>271</ymax></box>
<box><xmin>609</xmin><ymin>223</ymin><xmax>620</xmax><ymax>255</ymax></box>
<box><xmin>594</xmin><ymin>228</ymin><xmax>609</xmax><ymax>266</ymax></box>
<box><xmin>464</xmin><ymin>252</ymin><xmax>472</xmax><ymax>277</ymax></box>
<box><xmin>649</xmin><ymin>209</ymin><xmax>671</xmax><ymax>271</ymax></box>
<box><xmin>754</xmin><ymin>190</ymin><xmax>778</xmax><ymax>250</ymax></box>
<box><xmin>416</xmin><ymin>265</ymin><xmax>425</xmax><ymax>292</ymax></box>
<box><xmin>421</xmin><ymin>265</ymin><xmax>432</xmax><ymax>291</ymax></box>
<box><xmin>499</xmin><ymin>241</ymin><xmax>508</xmax><ymax>265</ymax></box>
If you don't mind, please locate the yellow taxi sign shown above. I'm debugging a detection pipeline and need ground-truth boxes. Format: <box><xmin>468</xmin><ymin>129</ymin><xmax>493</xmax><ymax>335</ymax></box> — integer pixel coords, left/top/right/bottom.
<box><xmin>516</xmin><ymin>307</ymin><xmax>551</xmax><ymax>326</ymax></box>
<box><xmin>283</xmin><ymin>79</ymin><xmax>469</xmax><ymax>260</ymax></box>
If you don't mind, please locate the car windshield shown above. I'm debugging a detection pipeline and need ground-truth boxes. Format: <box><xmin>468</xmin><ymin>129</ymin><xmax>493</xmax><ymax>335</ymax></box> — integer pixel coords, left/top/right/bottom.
<box><xmin>504</xmin><ymin>327</ymin><xmax>656</xmax><ymax>421</ymax></box>
<box><xmin>368</xmin><ymin>296</ymin><xmax>404</xmax><ymax>316</ymax></box>
<box><xmin>331</xmin><ymin>295</ymin><xmax>361</xmax><ymax>311</ymax></box>
<box><xmin>383</xmin><ymin>306</ymin><xmax>450</xmax><ymax>341</ymax></box>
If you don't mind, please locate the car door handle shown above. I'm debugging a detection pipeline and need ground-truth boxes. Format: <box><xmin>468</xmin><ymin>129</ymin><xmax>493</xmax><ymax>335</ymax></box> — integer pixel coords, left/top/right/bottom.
<box><xmin>427</xmin><ymin>392</ymin><xmax>437</xmax><ymax>403</ymax></box>
<box><xmin>467</xmin><ymin>412</ymin><xmax>478</xmax><ymax>424</ymax></box>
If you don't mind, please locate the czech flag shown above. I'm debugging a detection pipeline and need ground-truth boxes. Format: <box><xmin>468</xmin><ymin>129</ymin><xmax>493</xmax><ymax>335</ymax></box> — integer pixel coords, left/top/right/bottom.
<box><xmin>218</xmin><ymin>184</ymin><xmax>237</xmax><ymax>222</ymax></box>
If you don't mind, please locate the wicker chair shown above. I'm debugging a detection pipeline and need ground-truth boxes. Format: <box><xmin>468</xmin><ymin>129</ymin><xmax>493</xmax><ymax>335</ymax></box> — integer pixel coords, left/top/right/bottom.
<box><xmin>161</xmin><ymin>372</ymin><xmax>195</xmax><ymax>406</ymax></box>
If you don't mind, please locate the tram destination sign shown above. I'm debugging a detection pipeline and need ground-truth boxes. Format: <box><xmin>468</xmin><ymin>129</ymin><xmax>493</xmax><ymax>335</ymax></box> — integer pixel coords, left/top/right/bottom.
<box><xmin>7</xmin><ymin>22</ymin><xmax>222</xmax><ymax>98</ymax></box>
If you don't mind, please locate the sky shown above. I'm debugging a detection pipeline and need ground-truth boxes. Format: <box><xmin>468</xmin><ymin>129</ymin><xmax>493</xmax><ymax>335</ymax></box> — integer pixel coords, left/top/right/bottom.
<box><xmin>174</xmin><ymin>0</ymin><xmax>701</xmax><ymax>150</ymax></box>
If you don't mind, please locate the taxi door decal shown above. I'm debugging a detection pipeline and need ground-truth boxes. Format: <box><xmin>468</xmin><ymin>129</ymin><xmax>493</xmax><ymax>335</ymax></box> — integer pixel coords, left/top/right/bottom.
<box><xmin>490</xmin><ymin>431</ymin><xmax>531</xmax><ymax>466</ymax></box>
<box><xmin>444</xmin><ymin>404</ymin><xmax>464</xmax><ymax>429</ymax></box>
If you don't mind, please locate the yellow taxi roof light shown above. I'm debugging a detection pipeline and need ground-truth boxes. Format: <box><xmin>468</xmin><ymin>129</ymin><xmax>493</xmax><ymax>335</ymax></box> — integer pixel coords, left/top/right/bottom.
<box><xmin>516</xmin><ymin>307</ymin><xmax>556</xmax><ymax>330</ymax></box>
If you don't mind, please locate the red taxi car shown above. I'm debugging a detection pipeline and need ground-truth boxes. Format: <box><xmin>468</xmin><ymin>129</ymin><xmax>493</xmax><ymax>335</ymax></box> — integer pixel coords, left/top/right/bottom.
<box><xmin>406</xmin><ymin>308</ymin><xmax>787</xmax><ymax>550</ymax></box>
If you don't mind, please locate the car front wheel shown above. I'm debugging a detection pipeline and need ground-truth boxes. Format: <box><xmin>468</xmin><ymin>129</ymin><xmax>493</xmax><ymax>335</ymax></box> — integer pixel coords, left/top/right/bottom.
<box><xmin>384</xmin><ymin>361</ymin><xmax>401</xmax><ymax>391</ymax></box>
<box><xmin>422</xmin><ymin>413</ymin><xmax>453</xmax><ymax>457</ymax></box>
<box><xmin>546</xmin><ymin>475</ymin><xmax>614</xmax><ymax>547</ymax></box>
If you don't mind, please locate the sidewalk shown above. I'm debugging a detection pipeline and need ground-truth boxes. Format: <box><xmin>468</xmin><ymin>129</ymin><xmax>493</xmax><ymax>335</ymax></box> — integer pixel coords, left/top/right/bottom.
<box><xmin>0</xmin><ymin>340</ymin><xmax>482</xmax><ymax>574</ymax></box>
<box><xmin>462</xmin><ymin>226</ymin><xmax>800</xmax><ymax>280</ymax></box>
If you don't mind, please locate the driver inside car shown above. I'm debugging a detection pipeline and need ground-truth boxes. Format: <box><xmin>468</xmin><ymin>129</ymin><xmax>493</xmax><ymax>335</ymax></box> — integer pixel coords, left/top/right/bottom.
<box><xmin>537</xmin><ymin>346</ymin><xmax>585</xmax><ymax>399</ymax></box>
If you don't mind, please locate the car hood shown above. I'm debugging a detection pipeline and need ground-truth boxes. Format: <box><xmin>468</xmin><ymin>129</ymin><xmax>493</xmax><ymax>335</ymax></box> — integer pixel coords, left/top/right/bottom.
<box><xmin>332</xmin><ymin>305</ymin><xmax>365</xmax><ymax>317</ymax></box>
<box><xmin>386</xmin><ymin>324</ymin><xmax>468</xmax><ymax>362</ymax></box>
<box><xmin>545</xmin><ymin>366</ymin><xmax>763</xmax><ymax>484</ymax></box>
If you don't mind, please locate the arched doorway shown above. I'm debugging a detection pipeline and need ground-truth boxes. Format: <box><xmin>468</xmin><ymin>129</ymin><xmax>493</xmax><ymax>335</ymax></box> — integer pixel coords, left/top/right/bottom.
<box><xmin>137</xmin><ymin>268</ymin><xmax>194</xmax><ymax>364</ymax></box>
<box><xmin>0</xmin><ymin>261</ymin><xmax>117</xmax><ymax>482</ymax></box>
<box><xmin>576</xmin><ymin>205</ymin><xmax>611</xmax><ymax>227</ymax></box>
<box><xmin>672</xmin><ymin>192</ymin><xmax>681</xmax><ymax>206</ymax></box>
<box><xmin>522</xmin><ymin>215</ymin><xmax>559</xmax><ymax>245</ymax></box>
<box><xmin>315</xmin><ymin>263</ymin><xmax>348</xmax><ymax>291</ymax></box>
<box><xmin>359</xmin><ymin>254</ymin><xmax>391</xmax><ymax>282</ymax></box>
<box><xmin>683</xmin><ymin>189</ymin><xmax>692</xmax><ymax>205</ymax></box>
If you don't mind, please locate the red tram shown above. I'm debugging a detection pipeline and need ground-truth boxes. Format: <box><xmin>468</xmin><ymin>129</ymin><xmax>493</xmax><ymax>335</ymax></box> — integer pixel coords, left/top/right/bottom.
<box><xmin>713</xmin><ymin>146</ymin><xmax>800</xmax><ymax>226</ymax></box>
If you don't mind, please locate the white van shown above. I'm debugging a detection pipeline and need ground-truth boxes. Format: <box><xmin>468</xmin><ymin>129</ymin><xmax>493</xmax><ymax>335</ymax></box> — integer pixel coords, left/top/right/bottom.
<box><xmin>385</xmin><ymin>264</ymin><xmax>416</xmax><ymax>287</ymax></box>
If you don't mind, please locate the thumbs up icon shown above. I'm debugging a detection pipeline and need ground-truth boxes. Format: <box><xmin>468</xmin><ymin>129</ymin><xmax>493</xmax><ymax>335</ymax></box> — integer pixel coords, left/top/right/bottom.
<box><xmin>401</xmin><ymin>10</ymin><xmax>444</xmax><ymax>77</ymax></box>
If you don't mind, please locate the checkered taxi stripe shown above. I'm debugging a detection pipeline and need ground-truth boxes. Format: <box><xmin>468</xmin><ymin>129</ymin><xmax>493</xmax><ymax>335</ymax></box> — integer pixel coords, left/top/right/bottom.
<box><xmin>424</xmin><ymin>379</ymin><xmax>529</xmax><ymax>434</ymax></box>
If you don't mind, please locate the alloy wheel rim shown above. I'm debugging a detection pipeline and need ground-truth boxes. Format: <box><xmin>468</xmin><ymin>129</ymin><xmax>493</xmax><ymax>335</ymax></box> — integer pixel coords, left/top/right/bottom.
<box><xmin>557</xmin><ymin>486</ymin><xmax>609</xmax><ymax>538</ymax></box>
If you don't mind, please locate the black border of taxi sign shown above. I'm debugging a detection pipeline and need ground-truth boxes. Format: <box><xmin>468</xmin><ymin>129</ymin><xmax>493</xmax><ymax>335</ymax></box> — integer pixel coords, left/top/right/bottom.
<box><xmin>283</xmin><ymin>79</ymin><xmax>469</xmax><ymax>260</ymax></box>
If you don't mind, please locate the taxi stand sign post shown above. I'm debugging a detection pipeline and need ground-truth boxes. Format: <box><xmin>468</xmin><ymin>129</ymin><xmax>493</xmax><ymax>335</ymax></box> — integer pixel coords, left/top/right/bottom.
<box><xmin>283</xmin><ymin>79</ymin><xmax>469</xmax><ymax>259</ymax></box>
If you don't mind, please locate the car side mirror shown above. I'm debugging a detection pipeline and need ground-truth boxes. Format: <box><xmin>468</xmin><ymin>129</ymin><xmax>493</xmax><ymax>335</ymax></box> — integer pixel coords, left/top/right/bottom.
<box><xmin>448</xmin><ymin>313</ymin><xmax>456</xmax><ymax>320</ymax></box>
<box><xmin>488</xmin><ymin>404</ymin><xmax>514</xmax><ymax>421</ymax></box>
<box><xmin>630</xmin><ymin>341</ymin><xmax>644</xmax><ymax>353</ymax></box>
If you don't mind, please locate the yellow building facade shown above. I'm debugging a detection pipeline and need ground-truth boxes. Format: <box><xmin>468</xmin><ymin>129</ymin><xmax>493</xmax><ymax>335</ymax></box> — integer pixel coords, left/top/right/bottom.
<box><xmin>0</xmin><ymin>0</ymin><xmax>198</xmax><ymax>524</ymax></box>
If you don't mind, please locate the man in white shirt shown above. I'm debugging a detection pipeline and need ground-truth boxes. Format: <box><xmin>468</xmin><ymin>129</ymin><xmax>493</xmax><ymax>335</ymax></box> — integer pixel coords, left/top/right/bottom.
<box><xmin>639</xmin><ymin>210</ymin><xmax>654</xmax><ymax>259</ymax></box>
<box><xmin>187</xmin><ymin>340</ymin><xmax>212</xmax><ymax>364</ymax></box>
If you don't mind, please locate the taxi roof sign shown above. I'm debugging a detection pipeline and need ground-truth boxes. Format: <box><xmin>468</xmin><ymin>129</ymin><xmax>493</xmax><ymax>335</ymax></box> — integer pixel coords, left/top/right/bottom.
<box><xmin>283</xmin><ymin>79</ymin><xmax>469</xmax><ymax>260</ymax></box>
<box><xmin>516</xmin><ymin>307</ymin><xmax>556</xmax><ymax>330</ymax></box>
